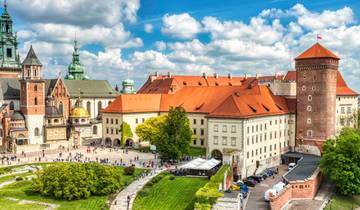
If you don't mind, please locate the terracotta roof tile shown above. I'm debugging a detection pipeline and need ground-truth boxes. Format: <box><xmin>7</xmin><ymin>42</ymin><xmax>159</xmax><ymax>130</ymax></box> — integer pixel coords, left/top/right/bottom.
<box><xmin>103</xmin><ymin>94</ymin><xmax>162</xmax><ymax>113</ymax></box>
<box><xmin>295</xmin><ymin>43</ymin><xmax>339</xmax><ymax>60</ymax></box>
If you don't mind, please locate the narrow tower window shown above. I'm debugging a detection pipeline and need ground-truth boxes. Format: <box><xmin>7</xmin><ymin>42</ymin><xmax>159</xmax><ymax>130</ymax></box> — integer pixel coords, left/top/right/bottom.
<box><xmin>34</xmin><ymin>85</ymin><xmax>37</xmax><ymax>92</ymax></box>
<box><xmin>34</xmin><ymin>97</ymin><xmax>38</xmax><ymax>105</ymax></box>
<box><xmin>307</xmin><ymin>105</ymin><xmax>312</xmax><ymax>112</ymax></box>
<box><xmin>308</xmin><ymin>95</ymin><xmax>312</xmax><ymax>101</ymax></box>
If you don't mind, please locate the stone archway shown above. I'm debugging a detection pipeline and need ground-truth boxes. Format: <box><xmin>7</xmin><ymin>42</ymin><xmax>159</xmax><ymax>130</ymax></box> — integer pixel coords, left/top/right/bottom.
<box><xmin>113</xmin><ymin>139</ymin><xmax>121</xmax><ymax>147</ymax></box>
<box><xmin>125</xmin><ymin>138</ymin><xmax>133</xmax><ymax>147</ymax></box>
<box><xmin>105</xmin><ymin>138</ymin><xmax>112</xmax><ymax>147</ymax></box>
<box><xmin>211</xmin><ymin>149</ymin><xmax>223</xmax><ymax>161</ymax></box>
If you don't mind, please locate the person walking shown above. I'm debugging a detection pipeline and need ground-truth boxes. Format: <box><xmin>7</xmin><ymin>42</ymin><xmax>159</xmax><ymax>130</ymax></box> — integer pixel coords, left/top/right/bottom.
<box><xmin>127</xmin><ymin>195</ymin><xmax>131</xmax><ymax>210</ymax></box>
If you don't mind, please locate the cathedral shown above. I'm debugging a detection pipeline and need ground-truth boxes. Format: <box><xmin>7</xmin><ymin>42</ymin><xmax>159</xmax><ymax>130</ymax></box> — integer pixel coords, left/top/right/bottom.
<box><xmin>0</xmin><ymin>3</ymin><xmax>122</xmax><ymax>152</ymax></box>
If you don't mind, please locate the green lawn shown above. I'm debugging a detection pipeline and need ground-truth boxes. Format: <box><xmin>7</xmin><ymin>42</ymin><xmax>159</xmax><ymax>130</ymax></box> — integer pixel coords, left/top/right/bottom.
<box><xmin>186</xmin><ymin>147</ymin><xmax>206</xmax><ymax>157</ymax></box>
<box><xmin>325</xmin><ymin>194</ymin><xmax>360</xmax><ymax>210</ymax></box>
<box><xmin>0</xmin><ymin>164</ymin><xmax>144</xmax><ymax>210</ymax></box>
<box><xmin>133</xmin><ymin>174</ymin><xmax>208</xmax><ymax>210</ymax></box>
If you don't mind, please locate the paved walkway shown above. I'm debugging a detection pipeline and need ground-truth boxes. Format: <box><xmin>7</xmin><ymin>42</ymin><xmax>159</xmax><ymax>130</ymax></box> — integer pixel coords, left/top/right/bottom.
<box><xmin>110</xmin><ymin>169</ymin><xmax>164</xmax><ymax>210</ymax></box>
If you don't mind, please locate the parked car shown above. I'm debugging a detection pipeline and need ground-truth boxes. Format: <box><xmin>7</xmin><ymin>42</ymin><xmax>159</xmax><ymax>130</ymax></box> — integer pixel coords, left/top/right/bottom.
<box><xmin>264</xmin><ymin>189</ymin><xmax>277</xmax><ymax>201</ymax></box>
<box><xmin>248</xmin><ymin>175</ymin><xmax>262</xmax><ymax>183</ymax></box>
<box><xmin>288</xmin><ymin>163</ymin><xmax>296</xmax><ymax>170</ymax></box>
<box><xmin>244</xmin><ymin>179</ymin><xmax>256</xmax><ymax>187</ymax></box>
<box><xmin>263</xmin><ymin>168</ymin><xmax>274</xmax><ymax>177</ymax></box>
<box><xmin>257</xmin><ymin>171</ymin><xmax>269</xmax><ymax>179</ymax></box>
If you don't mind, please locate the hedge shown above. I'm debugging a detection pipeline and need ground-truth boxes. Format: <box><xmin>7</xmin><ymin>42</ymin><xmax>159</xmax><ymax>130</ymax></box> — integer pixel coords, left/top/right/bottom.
<box><xmin>194</xmin><ymin>165</ymin><xmax>230</xmax><ymax>210</ymax></box>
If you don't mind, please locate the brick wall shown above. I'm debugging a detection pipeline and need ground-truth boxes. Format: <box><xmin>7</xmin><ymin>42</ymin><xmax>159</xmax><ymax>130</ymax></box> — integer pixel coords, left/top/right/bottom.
<box><xmin>270</xmin><ymin>169</ymin><xmax>322</xmax><ymax>210</ymax></box>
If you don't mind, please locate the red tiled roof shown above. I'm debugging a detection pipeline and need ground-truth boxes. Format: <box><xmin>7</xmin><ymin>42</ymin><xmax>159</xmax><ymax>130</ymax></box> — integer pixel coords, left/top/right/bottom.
<box><xmin>103</xmin><ymin>94</ymin><xmax>162</xmax><ymax>113</ymax></box>
<box><xmin>208</xmin><ymin>86</ymin><xmax>289</xmax><ymax>119</ymax></box>
<box><xmin>295</xmin><ymin>43</ymin><xmax>339</xmax><ymax>60</ymax></box>
<box><xmin>336</xmin><ymin>71</ymin><xmax>358</xmax><ymax>96</ymax></box>
<box><xmin>104</xmin><ymin>84</ymin><xmax>291</xmax><ymax>119</ymax></box>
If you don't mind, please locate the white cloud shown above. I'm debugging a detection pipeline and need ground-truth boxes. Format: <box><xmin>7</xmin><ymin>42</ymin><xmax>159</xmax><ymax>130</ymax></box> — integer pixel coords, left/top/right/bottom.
<box><xmin>161</xmin><ymin>13</ymin><xmax>202</xmax><ymax>39</ymax></box>
<box><xmin>155</xmin><ymin>41</ymin><xmax>166</xmax><ymax>51</ymax></box>
<box><xmin>10</xmin><ymin>0</ymin><xmax>140</xmax><ymax>26</ymax></box>
<box><xmin>144</xmin><ymin>24</ymin><xmax>154</xmax><ymax>33</ymax></box>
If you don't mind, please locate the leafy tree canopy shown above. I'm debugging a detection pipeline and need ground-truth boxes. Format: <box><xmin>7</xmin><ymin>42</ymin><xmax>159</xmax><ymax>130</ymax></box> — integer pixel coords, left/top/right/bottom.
<box><xmin>320</xmin><ymin>128</ymin><xmax>360</xmax><ymax>195</ymax></box>
<box><xmin>121</xmin><ymin>122</ymin><xmax>133</xmax><ymax>145</ymax></box>
<box><xmin>155</xmin><ymin>106</ymin><xmax>193</xmax><ymax>161</ymax></box>
<box><xmin>135</xmin><ymin>115</ymin><xmax>167</xmax><ymax>144</ymax></box>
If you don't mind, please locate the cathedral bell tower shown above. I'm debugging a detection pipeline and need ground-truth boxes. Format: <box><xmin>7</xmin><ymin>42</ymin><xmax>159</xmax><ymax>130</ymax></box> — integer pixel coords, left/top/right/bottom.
<box><xmin>0</xmin><ymin>1</ymin><xmax>21</xmax><ymax>78</ymax></box>
<box><xmin>295</xmin><ymin>43</ymin><xmax>339</xmax><ymax>155</ymax></box>
<box><xmin>20</xmin><ymin>46</ymin><xmax>45</xmax><ymax>144</ymax></box>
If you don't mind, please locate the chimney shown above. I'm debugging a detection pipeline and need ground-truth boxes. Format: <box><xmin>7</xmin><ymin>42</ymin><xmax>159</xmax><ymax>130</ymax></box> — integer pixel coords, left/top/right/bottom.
<box><xmin>203</xmin><ymin>72</ymin><xmax>207</xmax><ymax>79</ymax></box>
<box><xmin>168</xmin><ymin>72</ymin><xmax>172</xmax><ymax>78</ymax></box>
<box><xmin>155</xmin><ymin>71</ymin><xmax>159</xmax><ymax>77</ymax></box>
<box><xmin>244</xmin><ymin>74</ymin><xmax>247</xmax><ymax>79</ymax></box>
<box><xmin>228</xmin><ymin>73</ymin><xmax>232</xmax><ymax>79</ymax></box>
<box><xmin>214</xmin><ymin>73</ymin><xmax>218</xmax><ymax>79</ymax></box>
<box><xmin>256</xmin><ymin>73</ymin><xmax>259</xmax><ymax>79</ymax></box>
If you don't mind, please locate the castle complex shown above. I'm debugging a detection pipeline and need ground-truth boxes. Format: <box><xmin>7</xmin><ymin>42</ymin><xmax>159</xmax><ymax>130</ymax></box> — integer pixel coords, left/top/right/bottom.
<box><xmin>103</xmin><ymin>43</ymin><xmax>358</xmax><ymax>178</ymax></box>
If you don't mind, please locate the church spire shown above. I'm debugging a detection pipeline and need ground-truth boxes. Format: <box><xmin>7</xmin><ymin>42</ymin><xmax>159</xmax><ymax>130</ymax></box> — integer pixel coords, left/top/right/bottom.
<box><xmin>65</xmin><ymin>39</ymin><xmax>88</xmax><ymax>80</ymax></box>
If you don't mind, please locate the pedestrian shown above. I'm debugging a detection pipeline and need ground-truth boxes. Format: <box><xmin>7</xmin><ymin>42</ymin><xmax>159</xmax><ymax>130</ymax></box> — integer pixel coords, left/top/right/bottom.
<box><xmin>127</xmin><ymin>195</ymin><xmax>131</xmax><ymax>209</ymax></box>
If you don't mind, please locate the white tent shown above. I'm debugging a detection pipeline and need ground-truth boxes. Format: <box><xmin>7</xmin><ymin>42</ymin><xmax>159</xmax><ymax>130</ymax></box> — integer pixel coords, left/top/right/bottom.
<box><xmin>180</xmin><ymin>158</ymin><xmax>221</xmax><ymax>171</ymax></box>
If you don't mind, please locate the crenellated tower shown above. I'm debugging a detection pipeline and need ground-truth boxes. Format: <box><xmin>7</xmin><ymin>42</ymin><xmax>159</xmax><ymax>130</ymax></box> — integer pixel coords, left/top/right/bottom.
<box><xmin>295</xmin><ymin>43</ymin><xmax>339</xmax><ymax>155</ymax></box>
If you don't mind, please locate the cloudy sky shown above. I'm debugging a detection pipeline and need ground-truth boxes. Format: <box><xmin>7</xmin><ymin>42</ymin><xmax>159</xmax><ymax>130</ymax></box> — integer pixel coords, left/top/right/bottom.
<box><xmin>7</xmin><ymin>0</ymin><xmax>360</xmax><ymax>91</ymax></box>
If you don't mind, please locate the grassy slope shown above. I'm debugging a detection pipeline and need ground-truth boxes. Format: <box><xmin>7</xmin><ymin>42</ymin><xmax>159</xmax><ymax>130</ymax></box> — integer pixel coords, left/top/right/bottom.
<box><xmin>0</xmin><ymin>165</ymin><xmax>144</xmax><ymax>210</ymax></box>
<box><xmin>325</xmin><ymin>194</ymin><xmax>360</xmax><ymax>210</ymax></box>
<box><xmin>0</xmin><ymin>197</ymin><xmax>45</xmax><ymax>210</ymax></box>
<box><xmin>133</xmin><ymin>175</ymin><xmax>208</xmax><ymax>210</ymax></box>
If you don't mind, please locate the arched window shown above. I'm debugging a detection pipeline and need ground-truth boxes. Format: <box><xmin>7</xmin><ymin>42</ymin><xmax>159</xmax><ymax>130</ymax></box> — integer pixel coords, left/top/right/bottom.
<box><xmin>93</xmin><ymin>126</ymin><xmax>98</xmax><ymax>135</ymax></box>
<box><xmin>34</xmin><ymin>128</ymin><xmax>40</xmax><ymax>136</ymax></box>
<box><xmin>87</xmin><ymin>101</ymin><xmax>91</xmax><ymax>116</ymax></box>
<box><xmin>59</xmin><ymin>102</ymin><xmax>63</xmax><ymax>114</ymax></box>
<box><xmin>98</xmin><ymin>101</ymin><xmax>102</xmax><ymax>114</ymax></box>
<box><xmin>9</xmin><ymin>101</ymin><xmax>14</xmax><ymax>110</ymax></box>
<box><xmin>34</xmin><ymin>97</ymin><xmax>38</xmax><ymax>105</ymax></box>
<box><xmin>34</xmin><ymin>85</ymin><xmax>37</xmax><ymax>92</ymax></box>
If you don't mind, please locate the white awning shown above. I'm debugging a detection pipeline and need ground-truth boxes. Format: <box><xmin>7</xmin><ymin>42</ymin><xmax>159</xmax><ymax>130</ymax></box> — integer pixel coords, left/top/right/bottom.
<box><xmin>180</xmin><ymin>158</ymin><xmax>221</xmax><ymax>171</ymax></box>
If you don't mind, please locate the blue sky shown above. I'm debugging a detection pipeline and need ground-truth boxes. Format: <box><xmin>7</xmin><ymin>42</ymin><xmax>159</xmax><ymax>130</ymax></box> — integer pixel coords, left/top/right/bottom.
<box><xmin>6</xmin><ymin>0</ymin><xmax>360</xmax><ymax>91</ymax></box>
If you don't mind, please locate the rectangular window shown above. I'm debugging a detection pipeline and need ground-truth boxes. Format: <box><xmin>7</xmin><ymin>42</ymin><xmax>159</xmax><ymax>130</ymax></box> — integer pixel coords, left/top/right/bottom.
<box><xmin>193</xmin><ymin>119</ymin><xmax>197</xmax><ymax>124</ymax></box>
<box><xmin>260</xmin><ymin>148</ymin><xmax>262</xmax><ymax>154</ymax></box>
<box><xmin>308</xmin><ymin>95</ymin><xmax>312</xmax><ymax>101</ymax></box>
<box><xmin>222</xmin><ymin>125</ymin><xmax>227</xmax><ymax>133</ymax></box>
<box><xmin>247</xmin><ymin>127</ymin><xmax>249</xmax><ymax>133</ymax></box>
<box><xmin>222</xmin><ymin>136</ymin><xmax>227</xmax><ymax>145</ymax></box>
<box><xmin>193</xmin><ymin>138</ymin><xmax>197</xmax><ymax>145</ymax></box>
<box><xmin>6</xmin><ymin>48</ymin><xmax>12</xmax><ymax>58</ymax></box>
<box><xmin>307</xmin><ymin>105</ymin><xmax>312</xmax><ymax>112</ymax></box>
<box><xmin>256</xmin><ymin>149</ymin><xmax>258</xmax><ymax>156</ymax></box>
<box><xmin>270</xmin><ymin>145</ymin><xmax>272</xmax><ymax>151</ymax></box>
<box><xmin>111</xmin><ymin>119</ymin><xmax>114</xmax><ymax>124</ymax></box>
<box><xmin>106</xmin><ymin>128</ymin><xmax>109</xmax><ymax>134</ymax></box>
<box><xmin>111</xmin><ymin>128</ymin><xmax>114</xmax><ymax>134</ymax></box>
<box><xmin>307</xmin><ymin>130</ymin><xmax>313</xmax><ymax>137</ymax></box>
<box><xmin>214</xmin><ymin>136</ymin><xmax>218</xmax><ymax>145</ymax></box>
<box><xmin>200</xmin><ymin>128</ymin><xmax>204</xmax><ymax>136</ymax></box>
<box><xmin>252</xmin><ymin>150</ymin><xmax>254</xmax><ymax>157</ymax></box>
<box><xmin>231</xmin><ymin>125</ymin><xmax>236</xmax><ymax>133</ymax></box>
<box><xmin>136</xmin><ymin>118</ymin><xmax>138</xmax><ymax>124</ymax></box>
<box><xmin>116</xmin><ymin>129</ymin><xmax>118</xmax><ymax>135</ymax></box>
<box><xmin>256</xmin><ymin>125</ymin><xmax>258</xmax><ymax>132</ymax></box>
<box><xmin>341</xmin><ymin>106</ymin><xmax>345</xmax><ymax>114</ymax></box>
<box><xmin>264</xmin><ymin>146</ymin><xmax>266</xmax><ymax>152</ymax></box>
<box><xmin>201</xmin><ymin>119</ymin><xmax>204</xmax><ymax>125</ymax></box>
<box><xmin>200</xmin><ymin>139</ymin><xmax>204</xmax><ymax>146</ymax></box>
<box><xmin>142</xmin><ymin>118</ymin><xmax>145</xmax><ymax>123</ymax></box>
<box><xmin>347</xmin><ymin>106</ymin><xmax>351</xmax><ymax>114</ymax></box>
<box><xmin>214</xmin><ymin>125</ymin><xmax>218</xmax><ymax>132</ymax></box>
<box><xmin>247</xmin><ymin>152</ymin><xmax>249</xmax><ymax>159</ymax></box>
<box><xmin>193</xmin><ymin>128</ymin><xmax>197</xmax><ymax>135</ymax></box>
<box><xmin>116</xmin><ymin>119</ymin><xmax>118</xmax><ymax>124</ymax></box>
<box><xmin>252</xmin><ymin>136</ymin><xmax>254</xmax><ymax>144</ymax></box>
<box><xmin>231</xmin><ymin>137</ymin><xmax>236</xmax><ymax>146</ymax></box>
<box><xmin>106</xmin><ymin>118</ymin><xmax>109</xmax><ymax>124</ymax></box>
<box><xmin>247</xmin><ymin>137</ymin><xmax>250</xmax><ymax>145</ymax></box>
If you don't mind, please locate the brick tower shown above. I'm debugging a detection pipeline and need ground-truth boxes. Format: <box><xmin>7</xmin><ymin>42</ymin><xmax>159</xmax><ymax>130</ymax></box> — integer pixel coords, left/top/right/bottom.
<box><xmin>295</xmin><ymin>43</ymin><xmax>339</xmax><ymax>155</ymax></box>
<box><xmin>20</xmin><ymin>46</ymin><xmax>45</xmax><ymax>144</ymax></box>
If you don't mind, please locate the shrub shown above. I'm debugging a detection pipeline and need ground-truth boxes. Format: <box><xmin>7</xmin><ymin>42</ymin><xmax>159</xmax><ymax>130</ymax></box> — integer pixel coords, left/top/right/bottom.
<box><xmin>124</xmin><ymin>166</ymin><xmax>135</xmax><ymax>175</ymax></box>
<box><xmin>31</xmin><ymin>163</ymin><xmax>125</xmax><ymax>200</ymax></box>
<box><xmin>169</xmin><ymin>175</ymin><xmax>175</xmax><ymax>180</ymax></box>
<box><xmin>194</xmin><ymin>165</ymin><xmax>230</xmax><ymax>209</ymax></box>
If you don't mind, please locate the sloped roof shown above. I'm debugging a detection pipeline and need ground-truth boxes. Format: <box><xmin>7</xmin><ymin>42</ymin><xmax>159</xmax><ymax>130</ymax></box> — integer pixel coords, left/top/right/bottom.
<box><xmin>44</xmin><ymin>79</ymin><xmax>58</xmax><ymax>96</ymax></box>
<box><xmin>138</xmin><ymin>74</ymin><xmax>283</xmax><ymax>94</ymax></box>
<box><xmin>295</xmin><ymin>43</ymin><xmax>339</xmax><ymax>60</ymax></box>
<box><xmin>336</xmin><ymin>71</ymin><xmax>359</xmax><ymax>96</ymax></box>
<box><xmin>63</xmin><ymin>80</ymin><xmax>119</xmax><ymax>98</ymax></box>
<box><xmin>103</xmin><ymin>94</ymin><xmax>162</xmax><ymax>113</ymax></box>
<box><xmin>22</xmin><ymin>46</ymin><xmax>42</xmax><ymax>66</ymax></box>
<box><xmin>0</xmin><ymin>78</ymin><xmax>20</xmax><ymax>100</ymax></box>
<box><xmin>208</xmin><ymin>86</ymin><xmax>289</xmax><ymax>119</ymax></box>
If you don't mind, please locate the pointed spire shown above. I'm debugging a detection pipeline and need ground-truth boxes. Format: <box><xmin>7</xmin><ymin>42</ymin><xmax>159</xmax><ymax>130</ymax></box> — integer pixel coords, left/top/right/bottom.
<box><xmin>22</xmin><ymin>45</ymin><xmax>42</xmax><ymax>66</ymax></box>
<box><xmin>4</xmin><ymin>0</ymin><xmax>7</xmax><ymax>12</ymax></box>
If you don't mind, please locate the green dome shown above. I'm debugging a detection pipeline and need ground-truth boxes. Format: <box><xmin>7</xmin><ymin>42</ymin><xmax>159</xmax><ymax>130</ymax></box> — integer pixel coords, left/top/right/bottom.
<box><xmin>122</xmin><ymin>79</ymin><xmax>134</xmax><ymax>85</ymax></box>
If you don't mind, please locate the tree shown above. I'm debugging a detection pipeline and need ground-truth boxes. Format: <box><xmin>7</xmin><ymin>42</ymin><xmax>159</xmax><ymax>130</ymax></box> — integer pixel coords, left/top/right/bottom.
<box><xmin>155</xmin><ymin>106</ymin><xmax>193</xmax><ymax>161</ymax></box>
<box><xmin>320</xmin><ymin>128</ymin><xmax>360</xmax><ymax>195</ymax></box>
<box><xmin>120</xmin><ymin>122</ymin><xmax>133</xmax><ymax>146</ymax></box>
<box><xmin>135</xmin><ymin>115</ymin><xmax>166</xmax><ymax>143</ymax></box>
